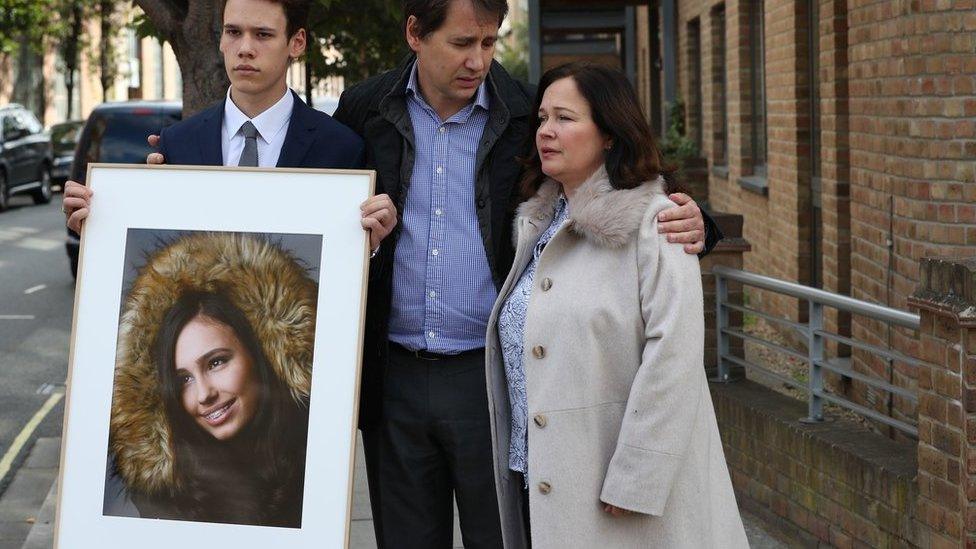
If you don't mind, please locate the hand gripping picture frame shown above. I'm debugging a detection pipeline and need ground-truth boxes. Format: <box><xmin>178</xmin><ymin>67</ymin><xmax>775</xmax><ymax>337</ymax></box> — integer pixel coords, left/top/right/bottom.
<box><xmin>57</xmin><ymin>164</ymin><xmax>374</xmax><ymax>548</ymax></box>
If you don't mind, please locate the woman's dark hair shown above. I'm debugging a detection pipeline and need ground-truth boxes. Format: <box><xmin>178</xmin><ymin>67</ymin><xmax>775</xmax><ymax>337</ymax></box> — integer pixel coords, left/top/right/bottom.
<box><xmin>152</xmin><ymin>290</ymin><xmax>308</xmax><ymax>524</ymax></box>
<box><xmin>403</xmin><ymin>0</ymin><xmax>508</xmax><ymax>39</ymax></box>
<box><xmin>519</xmin><ymin>62</ymin><xmax>679</xmax><ymax>200</ymax></box>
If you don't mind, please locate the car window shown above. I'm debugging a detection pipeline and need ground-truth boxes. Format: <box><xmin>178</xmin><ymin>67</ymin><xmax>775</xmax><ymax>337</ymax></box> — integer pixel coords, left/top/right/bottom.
<box><xmin>0</xmin><ymin>115</ymin><xmax>13</xmax><ymax>136</ymax></box>
<box><xmin>82</xmin><ymin>111</ymin><xmax>180</xmax><ymax>165</ymax></box>
<box><xmin>19</xmin><ymin>110</ymin><xmax>42</xmax><ymax>133</ymax></box>
<box><xmin>52</xmin><ymin>122</ymin><xmax>83</xmax><ymax>155</ymax></box>
<box><xmin>2</xmin><ymin>112</ymin><xmax>25</xmax><ymax>134</ymax></box>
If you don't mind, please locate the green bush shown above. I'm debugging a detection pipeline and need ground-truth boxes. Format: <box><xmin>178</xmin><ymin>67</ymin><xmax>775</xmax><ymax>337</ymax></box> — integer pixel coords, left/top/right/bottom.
<box><xmin>659</xmin><ymin>97</ymin><xmax>700</xmax><ymax>168</ymax></box>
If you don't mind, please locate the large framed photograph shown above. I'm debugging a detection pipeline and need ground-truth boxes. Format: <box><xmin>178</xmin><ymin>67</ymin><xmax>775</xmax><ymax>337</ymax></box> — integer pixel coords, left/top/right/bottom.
<box><xmin>56</xmin><ymin>164</ymin><xmax>374</xmax><ymax>548</ymax></box>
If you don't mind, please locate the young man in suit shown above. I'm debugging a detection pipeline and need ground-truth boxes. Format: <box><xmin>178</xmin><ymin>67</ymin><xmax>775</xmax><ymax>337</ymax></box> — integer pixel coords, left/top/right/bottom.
<box><xmin>64</xmin><ymin>0</ymin><xmax>396</xmax><ymax>249</ymax></box>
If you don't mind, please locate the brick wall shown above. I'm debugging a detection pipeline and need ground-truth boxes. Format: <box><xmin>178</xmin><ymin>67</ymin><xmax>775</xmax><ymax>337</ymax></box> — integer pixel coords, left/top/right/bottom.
<box><xmin>712</xmin><ymin>380</ymin><xmax>920</xmax><ymax>547</ymax></box>
<box><xmin>674</xmin><ymin>0</ymin><xmax>813</xmax><ymax>324</ymax></box>
<box><xmin>664</xmin><ymin>0</ymin><xmax>976</xmax><ymax>432</ymax></box>
<box><xmin>846</xmin><ymin>0</ymin><xmax>976</xmax><ymax>428</ymax></box>
<box><xmin>909</xmin><ymin>258</ymin><xmax>976</xmax><ymax>547</ymax></box>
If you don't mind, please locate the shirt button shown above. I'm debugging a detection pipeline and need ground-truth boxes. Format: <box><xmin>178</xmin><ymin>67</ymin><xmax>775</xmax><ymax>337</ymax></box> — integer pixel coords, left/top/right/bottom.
<box><xmin>428</xmin><ymin>331</ymin><xmax>435</xmax><ymax>338</ymax></box>
<box><xmin>532</xmin><ymin>345</ymin><xmax>546</xmax><ymax>359</ymax></box>
<box><xmin>533</xmin><ymin>414</ymin><xmax>547</xmax><ymax>428</ymax></box>
<box><xmin>429</xmin><ymin>290</ymin><xmax>436</xmax><ymax>298</ymax></box>
<box><xmin>439</xmin><ymin>126</ymin><xmax>446</xmax><ymax>133</ymax></box>
<box><xmin>538</xmin><ymin>481</ymin><xmax>552</xmax><ymax>495</ymax></box>
<box><xmin>435</xmin><ymin>208</ymin><xmax>443</xmax><ymax>216</ymax></box>
<box><xmin>436</xmin><ymin>166</ymin><xmax>443</xmax><ymax>174</ymax></box>
<box><xmin>541</xmin><ymin>278</ymin><xmax>552</xmax><ymax>291</ymax></box>
<box><xmin>432</xmin><ymin>249</ymin><xmax>439</xmax><ymax>256</ymax></box>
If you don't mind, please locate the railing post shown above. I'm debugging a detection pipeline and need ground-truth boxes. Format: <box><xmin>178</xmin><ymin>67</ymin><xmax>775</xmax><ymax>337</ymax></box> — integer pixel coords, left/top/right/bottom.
<box><xmin>711</xmin><ymin>273</ymin><xmax>730</xmax><ymax>382</ymax></box>
<box><xmin>803</xmin><ymin>300</ymin><xmax>825</xmax><ymax>422</ymax></box>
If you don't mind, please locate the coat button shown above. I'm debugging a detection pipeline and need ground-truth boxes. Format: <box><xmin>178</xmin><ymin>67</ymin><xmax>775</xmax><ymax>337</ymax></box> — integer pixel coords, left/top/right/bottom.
<box><xmin>540</xmin><ymin>278</ymin><xmax>552</xmax><ymax>291</ymax></box>
<box><xmin>477</xmin><ymin>198</ymin><xmax>486</xmax><ymax>208</ymax></box>
<box><xmin>533</xmin><ymin>414</ymin><xmax>547</xmax><ymax>428</ymax></box>
<box><xmin>538</xmin><ymin>481</ymin><xmax>552</xmax><ymax>494</ymax></box>
<box><xmin>532</xmin><ymin>345</ymin><xmax>545</xmax><ymax>359</ymax></box>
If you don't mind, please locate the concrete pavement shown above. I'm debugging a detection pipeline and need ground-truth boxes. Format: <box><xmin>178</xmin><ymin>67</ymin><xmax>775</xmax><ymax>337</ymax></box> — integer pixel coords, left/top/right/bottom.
<box><xmin>11</xmin><ymin>433</ymin><xmax>790</xmax><ymax>548</ymax></box>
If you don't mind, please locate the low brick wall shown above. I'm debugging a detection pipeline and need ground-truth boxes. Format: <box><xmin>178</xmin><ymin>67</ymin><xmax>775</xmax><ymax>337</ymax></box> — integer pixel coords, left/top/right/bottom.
<box><xmin>711</xmin><ymin>380</ymin><xmax>919</xmax><ymax>547</ymax></box>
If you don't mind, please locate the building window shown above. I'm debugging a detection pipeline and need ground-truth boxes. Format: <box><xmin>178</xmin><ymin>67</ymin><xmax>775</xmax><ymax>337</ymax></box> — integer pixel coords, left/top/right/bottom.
<box><xmin>749</xmin><ymin>0</ymin><xmax>766</xmax><ymax>177</ymax></box>
<box><xmin>127</xmin><ymin>30</ymin><xmax>142</xmax><ymax>99</ymax></box>
<box><xmin>710</xmin><ymin>4</ymin><xmax>727</xmax><ymax>169</ymax></box>
<box><xmin>687</xmin><ymin>18</ymin><xmax>703</xmax><ymax>152</ymax></box>
<box><xmin>154</xmin><ymin>41</ymin><xmax>165</xmax><ymax>99</ymax></box>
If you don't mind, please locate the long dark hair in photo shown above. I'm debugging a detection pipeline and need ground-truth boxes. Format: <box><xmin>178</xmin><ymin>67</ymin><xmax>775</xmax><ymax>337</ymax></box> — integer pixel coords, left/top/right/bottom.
<box><xmin>151</xmin><ymin>289</ymin><xmax>309</xmax><ymax>526</ymax></box>
<box><xmin>520</xmin><ymin>62</ymin><xmax>680</xmax><ymax>200</ymax></box>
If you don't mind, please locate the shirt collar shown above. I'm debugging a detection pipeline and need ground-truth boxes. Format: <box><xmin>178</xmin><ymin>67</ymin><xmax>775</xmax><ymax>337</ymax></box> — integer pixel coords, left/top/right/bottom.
<box><xmin>223</xmin><ymin>87</ymin><xmax>294</xmax><ymax>141</ymax></box>
<box><xmin>405</xmin><ymin>61</ymin><xmax>490</xmax><ymax>123</ymax></box>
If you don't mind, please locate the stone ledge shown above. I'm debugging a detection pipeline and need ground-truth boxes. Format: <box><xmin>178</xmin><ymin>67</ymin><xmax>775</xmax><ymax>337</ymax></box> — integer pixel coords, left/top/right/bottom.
<box><xmin>908</xmin><ymin>257</ymin><xmax>976</xmax><ymax>326</ymax></box>
<box><xmin>737</xmin><ymin>175</ymin><xmax>769</xmax><ymax>196</ymax></box>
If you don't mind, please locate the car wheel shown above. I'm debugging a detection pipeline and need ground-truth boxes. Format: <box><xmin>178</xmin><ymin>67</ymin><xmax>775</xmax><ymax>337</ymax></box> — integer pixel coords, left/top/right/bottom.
<box><xmin>31</xmin><ymin>166</ymin><xmax>53</xmax><ymax>204</ymax></box>
<box><xmin>0</xmin><ymin>170</ymin><xmax>8</xmax><ymax>212</ymax></box>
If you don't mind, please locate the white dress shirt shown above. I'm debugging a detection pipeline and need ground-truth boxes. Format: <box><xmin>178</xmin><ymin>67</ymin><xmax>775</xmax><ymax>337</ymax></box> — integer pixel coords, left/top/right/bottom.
<box><xmin>221</xmin><ymin>88</ymin><xmax>294</xmax><ymax>167</ymax></box>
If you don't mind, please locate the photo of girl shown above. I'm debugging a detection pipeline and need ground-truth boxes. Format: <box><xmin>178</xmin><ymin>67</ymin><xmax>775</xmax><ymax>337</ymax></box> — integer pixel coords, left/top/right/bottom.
<box><xmin>104</xmin><ymin>230</ymin><xmax>321</xmax><ymax>528</ymax></box>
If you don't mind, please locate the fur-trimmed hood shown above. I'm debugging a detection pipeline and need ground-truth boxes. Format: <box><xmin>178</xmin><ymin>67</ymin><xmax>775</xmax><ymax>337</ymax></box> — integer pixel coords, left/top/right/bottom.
<box><xmin>515</xmin><ymin>165</ymin><xmax>665</xmax><ymax>248</ymax></box>
<box><xmin>110</xmin><ymin>232</ymin><xmax>318</xmax><ymax>495</ymax></box>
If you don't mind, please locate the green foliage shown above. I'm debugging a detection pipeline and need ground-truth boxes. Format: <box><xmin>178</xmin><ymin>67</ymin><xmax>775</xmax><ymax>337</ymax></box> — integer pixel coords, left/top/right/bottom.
<box><xmin>306</xmin><ymin>0</ymin><xmax>407</xmax><ymax>87</ymax></box>
<box><xmin>659</xmin><ymin>96</ymin><xmax>700</xmax><ymax>168</ymax></box>
<box><xmin>131</xmin><ymin>10</ymin><xmax>161</xmax><ymax>43</ymax></box>
<box><xmin>0</xmin><ymin>0</ymin><xmax>54</xmax><ymax>53</ymax></box>
<box><xmin>496</xmin><ymin>19</ymin><xmax>528</xmax><ymax>82</ymax></box>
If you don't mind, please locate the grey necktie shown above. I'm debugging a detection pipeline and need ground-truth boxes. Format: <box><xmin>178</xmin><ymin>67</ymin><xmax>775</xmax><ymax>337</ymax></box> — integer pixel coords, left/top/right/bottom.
<box><xmin>238</xmin><ymin>121</ymin><xmax>259</xmax><ymax>167</ymax></box>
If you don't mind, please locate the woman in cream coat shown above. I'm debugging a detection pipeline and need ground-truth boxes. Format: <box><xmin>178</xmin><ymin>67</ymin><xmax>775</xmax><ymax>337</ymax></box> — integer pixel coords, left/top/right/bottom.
<box><xmin>486</xmin><ymin>63</ymin><xmax>747</xmax><ymax>548</ymax></box>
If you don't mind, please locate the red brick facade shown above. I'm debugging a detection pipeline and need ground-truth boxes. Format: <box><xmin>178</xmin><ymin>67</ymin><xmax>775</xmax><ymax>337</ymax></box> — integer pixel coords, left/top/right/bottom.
<box><xmin>661</xmin><ymin>0</ymin><xmax>975</xmax><ymax>427</ymax></box>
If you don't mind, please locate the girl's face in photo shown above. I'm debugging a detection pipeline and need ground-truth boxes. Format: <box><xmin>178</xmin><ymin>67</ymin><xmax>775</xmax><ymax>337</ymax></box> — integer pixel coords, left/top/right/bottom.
<box><xmin>174</xmin><ymin>314</ymin><xmax>261</xmax><ymax>441</ymax></box>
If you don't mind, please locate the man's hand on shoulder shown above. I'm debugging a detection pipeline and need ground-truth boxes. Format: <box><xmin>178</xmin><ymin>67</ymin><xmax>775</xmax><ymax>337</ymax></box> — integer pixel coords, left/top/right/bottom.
<box><xmin>657</xmin><ymin>193</ymin><xmax>706</xmax><ymax>255</ymax></box>
<box><xmin>146</xmin><ymin>134</ymin><xmax>165</xmax><ymax>165</ymax></box>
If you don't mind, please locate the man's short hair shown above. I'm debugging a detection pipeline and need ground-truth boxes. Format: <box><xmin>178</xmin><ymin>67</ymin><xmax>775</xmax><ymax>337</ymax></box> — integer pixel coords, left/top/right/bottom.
<box><xmin>222</xmin><ymin>0</ymin><xmax>310</xmax><ymax>38</ymax></box>
<box><xmin>403</xmin><ymin>0</ymin><xmax>508</xmax><ymax>39</ymax></box>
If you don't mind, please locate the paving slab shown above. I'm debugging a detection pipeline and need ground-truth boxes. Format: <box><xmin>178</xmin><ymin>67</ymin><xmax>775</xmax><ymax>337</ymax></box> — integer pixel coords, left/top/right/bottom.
<box><xmin>0</xmin><ymin>438</ymin><xmax>58</xmax><ymax>549</ymax></box>
<box><xmin>22</xmin><ymin>433</ymin><xmax>793</xmax><ymax>548</ymax></box>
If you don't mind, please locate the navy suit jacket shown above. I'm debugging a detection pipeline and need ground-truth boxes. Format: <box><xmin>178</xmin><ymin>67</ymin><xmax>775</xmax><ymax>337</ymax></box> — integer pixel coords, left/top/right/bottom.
<box><xmin>159</xmin><ymin>90</ymin><xmax>365</xmax><ymax>169</ymax></box>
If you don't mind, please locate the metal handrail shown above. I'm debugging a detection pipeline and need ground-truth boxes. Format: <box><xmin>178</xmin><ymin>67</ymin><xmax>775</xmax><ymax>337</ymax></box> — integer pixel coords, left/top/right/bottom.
<box><xmin>713</xmin><ymin>265</ymin><xmax>920</xmax><ymax>329</ymax></box>
<box><xmin>713</xmin><ymin>265</ymin><xmax>921</xmax><ymax>438</ymax></box>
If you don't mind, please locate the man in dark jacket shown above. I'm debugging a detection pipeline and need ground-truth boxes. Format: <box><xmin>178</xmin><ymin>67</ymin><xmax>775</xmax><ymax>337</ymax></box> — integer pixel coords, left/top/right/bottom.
<box><xmin>333</xmin><ymin>0</ymin><xmax>719</xmax><ymax>547</ymax></box>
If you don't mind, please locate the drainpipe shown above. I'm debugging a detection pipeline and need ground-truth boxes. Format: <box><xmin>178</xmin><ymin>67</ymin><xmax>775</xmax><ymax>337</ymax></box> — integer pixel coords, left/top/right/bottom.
<box><xmin>661</xmin><ymin>0</ymin><xmax>677</xmax><ymax>129</ymax></box>
<box><xmin>528</xmin><ymin>0</ymin><xmax>542</xmax><ymax>84</ymax></box>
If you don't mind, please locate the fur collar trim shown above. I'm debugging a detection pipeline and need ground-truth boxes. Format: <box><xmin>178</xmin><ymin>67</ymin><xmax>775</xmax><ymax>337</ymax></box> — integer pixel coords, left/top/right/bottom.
<box><xmin>516</xmin><ymin>165</ymin><xmax>664</xmax><ymax>248</ymax></box>
<box><xmin>110</xmin><ymin>232</ymin><xmax>318</xmax><ymax>495</ymax></box>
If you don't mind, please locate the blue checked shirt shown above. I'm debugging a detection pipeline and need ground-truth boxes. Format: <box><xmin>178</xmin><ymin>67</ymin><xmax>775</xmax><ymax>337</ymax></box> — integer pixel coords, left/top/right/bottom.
<box><xmin>387</xmin><ymin>63</ymin><xmax>498</xmax><ymax>353</ymax></box>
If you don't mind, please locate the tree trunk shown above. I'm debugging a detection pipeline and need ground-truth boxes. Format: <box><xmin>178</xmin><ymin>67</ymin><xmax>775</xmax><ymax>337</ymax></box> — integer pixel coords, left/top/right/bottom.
<box><xmin>134</xmin><ymin>0</ymin><xmax>228</xmax><ymax>116</ymax></box>
<box><xmin>63</xmin><ymin>2</ymin><xmax>83</xmax><ymax>119</ymax></box>
<box><xmin>98</xmin><ymin>0</ymin><xmax>112</xmax><ymax>99</ymax></box>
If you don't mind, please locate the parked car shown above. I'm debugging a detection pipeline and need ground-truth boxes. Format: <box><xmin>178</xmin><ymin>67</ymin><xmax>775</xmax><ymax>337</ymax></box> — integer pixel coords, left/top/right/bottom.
<box><xmin>0</xmin><ymin>104</ymin><xmax>54</xmax><ymax>210</ymax></box>
<box><xmin>66</xmin><ymin>101</ymin><xmax>182</xmax><ymax>278</ymax></box>
<box><xmin>49</xmin><ymin>119</ymin><xmax>85</xmax><ymax>187</ymax></box>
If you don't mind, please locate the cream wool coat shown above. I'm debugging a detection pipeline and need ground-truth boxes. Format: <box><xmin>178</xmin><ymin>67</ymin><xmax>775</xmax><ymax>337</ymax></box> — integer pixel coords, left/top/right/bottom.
<box><xmin>485</xmin><ymin>166</ymin><xmax>748</xmax><ymax>548</ymax></box>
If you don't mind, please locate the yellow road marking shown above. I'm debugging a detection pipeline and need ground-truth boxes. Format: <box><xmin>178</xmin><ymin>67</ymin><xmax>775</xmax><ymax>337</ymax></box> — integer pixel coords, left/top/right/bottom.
<box><xmin>0</xmin><ymin>393</ymin><xmax>64</xmax><ymax>482</ymax></box>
